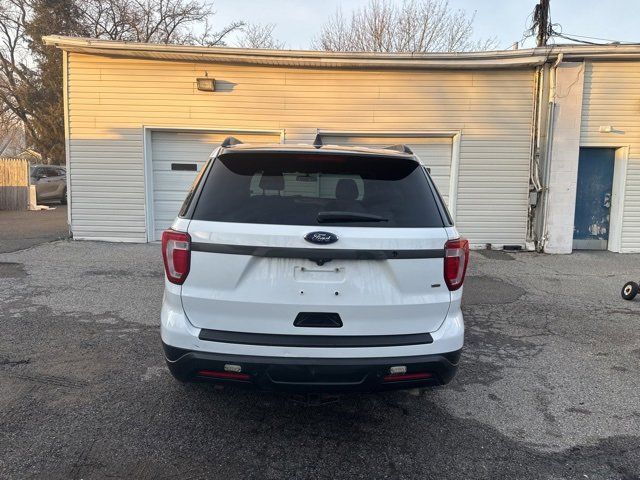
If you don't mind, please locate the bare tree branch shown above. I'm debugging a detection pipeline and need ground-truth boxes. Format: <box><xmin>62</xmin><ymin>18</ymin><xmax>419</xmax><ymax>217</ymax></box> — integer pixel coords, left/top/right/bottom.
<box><xmin>200</xmin><ymin>20</ymin><xmax>245</xmax><ymax>46</ymax></box>
<box><xmin>0</xmin><ymin>0</ymin><xmax>245</xmax><ymax>163</ymax></box>
<box><xmin>236</xmin><ymin>23</ymin><xmax>283</xmax><ymax>49</ymax></box>
<box><xmin>77</xmin><ymin>0</ymin><xmax>241</xmax><ymax>46</ymax></box>
<box><xmin>312</xmin><ymin>0</ymin><xmax>498</xmax><ymax>53</ymax></box>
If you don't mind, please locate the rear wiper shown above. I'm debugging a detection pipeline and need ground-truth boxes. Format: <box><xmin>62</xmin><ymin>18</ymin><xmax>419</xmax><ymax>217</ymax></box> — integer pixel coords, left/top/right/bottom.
<box><xmin>317</xmin><ymin>211</ymin><xmax>389</xmax><ymax>223</ymax></box>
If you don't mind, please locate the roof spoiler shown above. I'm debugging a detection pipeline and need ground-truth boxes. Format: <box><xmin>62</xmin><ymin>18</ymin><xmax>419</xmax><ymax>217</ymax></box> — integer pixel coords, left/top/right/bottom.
<box><xmin>383</xmin><ymin>144</ymin><xmax>414</xmax><ymax>154</ymax></box>
<box><xmin>314</xmin><ymin>136</ymin><xmax>413</xmax><ymax>154</ymax></box>
<box><xmin>221</xmin><ymin>136</ymin><xmax>243</xmax><ymax>148</ymax></box>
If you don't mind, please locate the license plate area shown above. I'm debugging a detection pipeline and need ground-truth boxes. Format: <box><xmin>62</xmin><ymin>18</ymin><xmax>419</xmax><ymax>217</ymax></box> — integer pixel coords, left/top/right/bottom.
<box><xmin>294</xmin><ymin>266</ymin><xmax>345</xmax><ymax>283</ymax></box>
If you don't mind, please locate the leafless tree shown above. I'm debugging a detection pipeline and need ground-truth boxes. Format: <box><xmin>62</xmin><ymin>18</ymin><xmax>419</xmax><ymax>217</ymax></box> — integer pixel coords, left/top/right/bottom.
<box><xmin>313</xmin><ymin>0</ymin><xmax>498</xmax><ymax>53</ymax></box>
<box><xmin>0</xmin><ymin>0</ymin><xmax>245</xmax><ymax>163</ymax></box>
<box><xmin>236</xmin><ymin>23</ymin><xmax>284</xmax><ymax>49</ymax></box>
<box><xmin>0</xmin><ymin>110</ymin><xmax>25</xmax><ymax>156</ymax></box>
<box><xmin>0</xmin><ymin>0</ymin><xmax>41</xmax><ymax>159</ymax></box>
<box><xmin>79</xmin><ymin>0</ymin><xmax>245</xmax><ymax>46</ymax></box>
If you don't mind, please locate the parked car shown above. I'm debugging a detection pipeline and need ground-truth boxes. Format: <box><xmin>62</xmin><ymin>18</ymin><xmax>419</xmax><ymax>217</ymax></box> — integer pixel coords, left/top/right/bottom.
<box><xmin>30</xmin><ymin>165</ymin><xmax>67</xmax><ymax>204</ymax></box>
<box><xmin>161</xmin><ymin>138</ymin><xmax>468</xmax><ymax>393</ymax></box>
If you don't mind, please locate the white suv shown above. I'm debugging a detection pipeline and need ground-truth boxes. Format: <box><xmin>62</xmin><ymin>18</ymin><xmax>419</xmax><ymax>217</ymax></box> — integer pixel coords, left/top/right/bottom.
<box><xmin>161</xmin><ymin>138</ymin><xmax>468</xmax><ymax>393</ymax></box>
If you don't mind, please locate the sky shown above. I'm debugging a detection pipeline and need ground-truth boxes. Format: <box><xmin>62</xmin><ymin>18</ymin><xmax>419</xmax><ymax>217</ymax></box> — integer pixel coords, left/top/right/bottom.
<box><xmin>211</xmin><ymin>0</ymin><xmax>640</xmax><ymax>50</ymax></box>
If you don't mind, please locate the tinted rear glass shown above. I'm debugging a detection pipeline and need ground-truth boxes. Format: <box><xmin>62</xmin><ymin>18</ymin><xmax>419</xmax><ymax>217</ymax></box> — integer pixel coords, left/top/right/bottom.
<box><xmin>192</xmin><ymin>152</ymin><xmax>445</xmax><ymax>228</ymax></box>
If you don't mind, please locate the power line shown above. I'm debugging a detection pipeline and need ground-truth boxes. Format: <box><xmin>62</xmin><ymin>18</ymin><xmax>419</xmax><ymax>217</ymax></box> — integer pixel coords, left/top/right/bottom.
<box><xmin>519</xmin><ymin>0</ymin><xmax>635</xmax><ymax>48</ymax></box>
<box><xmin>522</xmin><ymin>0</ymin><xmax>551</xmax><ymax>47</ymax></box>
<box><xmin>553</xmin><ymin>32</ymin><xmax>638</xmax><ymax>44</ymax></box>
<box><xmin>552</xmin><ymin>33</ymin><xmax>601</xmax><ymax>45</ymax></box>
<box><xmin>534</xmin><ymin>0</ymin><xmax>551</xmax><ymax>47</ymax></box>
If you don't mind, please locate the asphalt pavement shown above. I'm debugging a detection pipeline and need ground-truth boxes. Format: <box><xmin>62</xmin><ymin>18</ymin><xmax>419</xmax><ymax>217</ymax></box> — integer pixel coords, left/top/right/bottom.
<box><xmin>0</xmin><ymin>205</ymin><xmax>68</xmax><ymax>253</ymax></box>
<box><xmin>0</xmin><ymin>239</ymin><xmax>639</xmax><ymax>479</ymax></box>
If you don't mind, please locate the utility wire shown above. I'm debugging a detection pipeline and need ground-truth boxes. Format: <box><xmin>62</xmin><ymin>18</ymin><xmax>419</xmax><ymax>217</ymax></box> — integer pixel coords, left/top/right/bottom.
<box><xmin>553</xmin><ymin>32</ymin><xmax>638</xmax><ymax>44</ymax></box>
<box><xmin>551</xmin><ymin>32</ymin><xmax>602</xmax><ymax>45</ymax></box>
<box><xmin>519</xmin><ymin>0</ymin><xmax>636</xmax><ymax>48</ymax></box>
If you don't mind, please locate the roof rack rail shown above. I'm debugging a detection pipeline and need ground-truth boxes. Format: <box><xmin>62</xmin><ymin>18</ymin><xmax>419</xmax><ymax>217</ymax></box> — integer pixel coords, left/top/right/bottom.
<box><xmin>383</xmin><ymin>144</ymin><xmax>414</xmax><ymax>155</ymax></box>
<box><xmin>221</xmin><ymin>136</ymin><xmax>243</xmax><ymax>148</ymax></box>
<box><xmin>312</xmin><ymin>134</ymin><xmax>323</xmax><ymax>149</ymax></box>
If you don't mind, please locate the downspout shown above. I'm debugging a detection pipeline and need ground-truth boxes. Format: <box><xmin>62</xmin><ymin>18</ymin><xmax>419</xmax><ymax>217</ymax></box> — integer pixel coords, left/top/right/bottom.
<box><xmin>537</xmin><ymin>52</ymin><xmax>564</xmax><ymax>251</ymax></box>
<box><xmin>527</xmin><ymin>64</ymin><xmax>543</xmax><ymax>248</ymax></box>
<box><xmin>63</xmin><ymin>50</ymin><xmax>72</xmax><ymax>236</ymax></box>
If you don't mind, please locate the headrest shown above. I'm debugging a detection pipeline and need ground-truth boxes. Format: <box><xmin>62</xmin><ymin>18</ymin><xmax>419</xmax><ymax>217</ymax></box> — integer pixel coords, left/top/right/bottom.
<box><xmin>335</xmin><ymin>179</ymin><xmax>359</xmax><ymax>201</ymax></box>
<box><xmin>259</xmin><ymin>173</ymin><xmax>284</xmax><ymax>191</ymax></box>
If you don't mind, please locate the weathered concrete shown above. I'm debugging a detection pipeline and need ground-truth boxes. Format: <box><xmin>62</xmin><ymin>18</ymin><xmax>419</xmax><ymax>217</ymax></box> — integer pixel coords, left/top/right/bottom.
<box><xmin>544</xmin><ymin>61</ymin><xmax>585</xmax><ymax>254</ymax></box>
<box><xmin>1</xmin><ymin>241</ymin><xmax>639</xmax><ymax>479</ymax></box>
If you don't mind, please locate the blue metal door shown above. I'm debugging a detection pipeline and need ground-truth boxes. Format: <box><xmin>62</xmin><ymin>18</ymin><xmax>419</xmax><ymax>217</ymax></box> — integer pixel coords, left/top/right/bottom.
<box><xmin>573</xmin><ymin>148</ymin><xmax>615</xmax><ymax>250</ymax></box>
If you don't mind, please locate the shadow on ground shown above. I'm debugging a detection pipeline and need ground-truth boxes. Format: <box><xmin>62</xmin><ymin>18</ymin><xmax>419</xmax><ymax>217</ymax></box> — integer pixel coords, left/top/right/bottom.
<box><xmin>1</xmin><ymin>243</ymin><xmax>639</xmax><ymax>479</ymax></box>
<box><xmin>1</xmin><ymin>303</ymin><xmax>638</xmax><ymax>480</ymax></box>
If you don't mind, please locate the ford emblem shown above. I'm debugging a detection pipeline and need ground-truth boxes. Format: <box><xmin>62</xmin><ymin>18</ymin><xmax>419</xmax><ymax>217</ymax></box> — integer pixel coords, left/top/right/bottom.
<box><xmin>304</xmin><ymin>231</ymin><xmax>338</xmax><ymax>245</ymax></box>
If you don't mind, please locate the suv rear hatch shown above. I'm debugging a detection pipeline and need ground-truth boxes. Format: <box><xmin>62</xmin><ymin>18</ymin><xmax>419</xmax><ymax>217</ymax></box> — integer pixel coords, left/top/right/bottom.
<box><xmin>179</xmin><ymin>150</ymin><xmax>453</xmax><ymax>337</ymax></box>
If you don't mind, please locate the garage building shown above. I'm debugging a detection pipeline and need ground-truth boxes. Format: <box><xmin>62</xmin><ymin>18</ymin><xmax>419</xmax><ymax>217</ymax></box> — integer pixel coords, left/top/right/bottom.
<box><xmin>43</xmin><ymin>36</ymin><xmax>640</xmax><ymax>253</ymax></box>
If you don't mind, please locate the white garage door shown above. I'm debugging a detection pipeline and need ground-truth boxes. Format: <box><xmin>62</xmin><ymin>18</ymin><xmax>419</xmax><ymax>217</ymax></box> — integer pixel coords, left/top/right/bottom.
<box><xmin>320</xmin><ymin>135</ymin><xmax>453</xmax><ymax>207</ymax></box>
<box><xmin>150</xmin><ymin>130</ymin><xmax>280</xmax><ymax>240</ymax></box>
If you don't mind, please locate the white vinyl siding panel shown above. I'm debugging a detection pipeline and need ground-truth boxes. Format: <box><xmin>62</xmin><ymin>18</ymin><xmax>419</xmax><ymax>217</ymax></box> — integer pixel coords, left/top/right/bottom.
<box><xmin>68</xmin><ymin>134</ymin><xmax>145</xmax><ymax>241</ymax></box>
<box><xmin>581</xmin><ymin>61</ymin><xmax>640</xmax><ymax>252</ymax></box>
<box><xmin>67</xmin><ymin>53</ymin><xmax>534</xmax><ymax>244</ymax></box>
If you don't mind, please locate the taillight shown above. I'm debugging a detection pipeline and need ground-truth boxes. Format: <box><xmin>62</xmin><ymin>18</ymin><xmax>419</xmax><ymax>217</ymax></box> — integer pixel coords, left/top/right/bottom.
<box><xmin>162</xmin><ymin>230</ymin><xmax>191</xmax><ymax>285</ymax></box>
<box><xmin>444</xmin><ymin>238</ymin><xmax>469</xmax><ymax>291</ymax></box>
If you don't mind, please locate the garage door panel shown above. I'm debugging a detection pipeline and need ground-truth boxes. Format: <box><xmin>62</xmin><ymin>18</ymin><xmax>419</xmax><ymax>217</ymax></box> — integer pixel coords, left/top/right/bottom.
<box><xmin>150</xmin><ymin>130</ymin><xmax>280</xmax><ymax>240</ymax></box>
<box><xmin>153</xmin><ymin>172</ymin><xmax>201</xmax><ymax>188</ymax></box>
<box><xmin>425</xmin><ymin>166</ymin><xmax>450</xmax><ymax>178</ymax></box>
<box><xmin>153</xmin><ymin>192</ymin><xmax>192</xmax><ymax>202</ymax></box>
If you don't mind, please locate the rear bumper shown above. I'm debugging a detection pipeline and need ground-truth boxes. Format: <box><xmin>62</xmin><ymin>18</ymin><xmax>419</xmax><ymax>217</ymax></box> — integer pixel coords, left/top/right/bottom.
<box><xmin>163</xmin><ymin>343</ymin><xmax>461</xmax><ymax>393</ymax></box>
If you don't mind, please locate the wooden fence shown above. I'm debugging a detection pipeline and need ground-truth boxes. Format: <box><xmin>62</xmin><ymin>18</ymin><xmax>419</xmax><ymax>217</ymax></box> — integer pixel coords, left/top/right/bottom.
<box><xmin>0</xmin><ymin>158</ymin><xmax>30</xmax><ymax>210</ymax></box>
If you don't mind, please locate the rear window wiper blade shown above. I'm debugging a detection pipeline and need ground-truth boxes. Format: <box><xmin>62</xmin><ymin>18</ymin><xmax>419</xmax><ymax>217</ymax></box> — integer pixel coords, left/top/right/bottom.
<box><xmin>317</xmin><ymin>211</ymin><xmax>389</xmax><ymax>223</ymax></box>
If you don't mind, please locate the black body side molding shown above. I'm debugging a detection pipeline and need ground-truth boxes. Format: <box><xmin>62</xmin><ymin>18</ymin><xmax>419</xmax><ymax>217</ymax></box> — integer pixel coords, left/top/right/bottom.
<box><xmin>191</xmin><ymin>242</ymin><xmax>445</xmax><ymax>261</ymax></box>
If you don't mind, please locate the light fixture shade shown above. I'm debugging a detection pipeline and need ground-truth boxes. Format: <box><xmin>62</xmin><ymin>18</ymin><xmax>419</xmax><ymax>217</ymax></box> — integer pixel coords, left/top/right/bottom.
<box><xmin>196</xmin><ymin>78</ymin><xmax>215</xmax><ymax>92</ymax></box>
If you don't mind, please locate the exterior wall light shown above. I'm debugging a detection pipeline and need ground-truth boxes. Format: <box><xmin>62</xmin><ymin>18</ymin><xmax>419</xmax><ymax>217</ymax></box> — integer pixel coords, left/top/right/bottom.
<box><xmin>196</xmin><ymin>77</ymin><xmax>216</xmax><ymax>92</ymax></box>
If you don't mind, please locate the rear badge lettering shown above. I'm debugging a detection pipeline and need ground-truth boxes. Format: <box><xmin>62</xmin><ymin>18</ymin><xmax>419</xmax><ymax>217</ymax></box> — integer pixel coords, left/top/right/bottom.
<box><xmin>304</xmin><ymin>231</ymin><xmax>338</xmax><ymax>245</ymax></box>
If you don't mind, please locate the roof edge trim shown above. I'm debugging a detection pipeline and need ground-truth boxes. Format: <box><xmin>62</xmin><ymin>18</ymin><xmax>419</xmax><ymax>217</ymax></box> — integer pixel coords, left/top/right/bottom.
<box><xmin>42</xmin><ymin>36</ymin><xmax>640</xmax><ymax>70</ymax></box>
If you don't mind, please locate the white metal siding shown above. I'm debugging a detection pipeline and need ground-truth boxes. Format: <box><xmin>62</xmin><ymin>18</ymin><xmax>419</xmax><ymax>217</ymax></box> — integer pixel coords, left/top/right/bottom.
<box><xmin>150</xmin><ymin>131</ymin><xmax>279</xmax><ymax>240</ymax></box>
<box><xmin>581</xmin><ymin>61</ymin><xmax>640</xmax><ymax>251</ymax></box>
<box><xmin>67</xmin><ymin>53</ymin><xmax>534</xmax><ymax>244</ymax></box>
<box><xmin>68</xmin><ymin>133</ymin><xmax>145</xmax><ymax>241</ymax></box>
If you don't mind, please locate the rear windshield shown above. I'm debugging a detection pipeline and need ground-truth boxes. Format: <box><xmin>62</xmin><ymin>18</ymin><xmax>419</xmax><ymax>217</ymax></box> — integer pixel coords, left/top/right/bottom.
<box><xmin>191</xmin><ymin>152</ymin><xmax>445</xmax><ymax>228</ymax></box>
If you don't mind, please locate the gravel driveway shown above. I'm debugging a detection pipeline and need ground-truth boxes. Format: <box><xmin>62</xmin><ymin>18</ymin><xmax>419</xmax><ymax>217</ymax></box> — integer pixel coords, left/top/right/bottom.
<box><xmin>0</xmin><ymin>240</ymin><xmax>638</xmax><ymax>479</ymax></box>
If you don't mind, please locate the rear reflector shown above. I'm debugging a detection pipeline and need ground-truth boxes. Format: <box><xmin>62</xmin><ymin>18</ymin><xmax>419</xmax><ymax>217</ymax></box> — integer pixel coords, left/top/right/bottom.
<box><xmin>162</xmin><ymin>230</ymin><xmax>191</xmax><ymax>285</ymax></box>
<box><xmin>444</xmin><ymin>238</ymin><xmax>470</xmax><ymax>291</ymax></box>
<box><xmin>197</xmin><ymin>370</ymin><xmax>251</xmax><ymax>381</ymax></box>
<box><xmin>382</xmin><ymin>372</ymin><xmax>432</xmax><ymax>382</ymax></box>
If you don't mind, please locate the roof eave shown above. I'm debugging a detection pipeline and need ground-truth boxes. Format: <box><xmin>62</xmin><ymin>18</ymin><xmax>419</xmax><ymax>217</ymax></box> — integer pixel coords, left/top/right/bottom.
<box><xmin>42</xmin><ymin>35</ymin><xmax>545</xmax><ymax>69</ymax></box>
<box><xmin>42</xmin><ymin>36</ymin><xmax>640</xmax><ymax>70</ymax></box>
